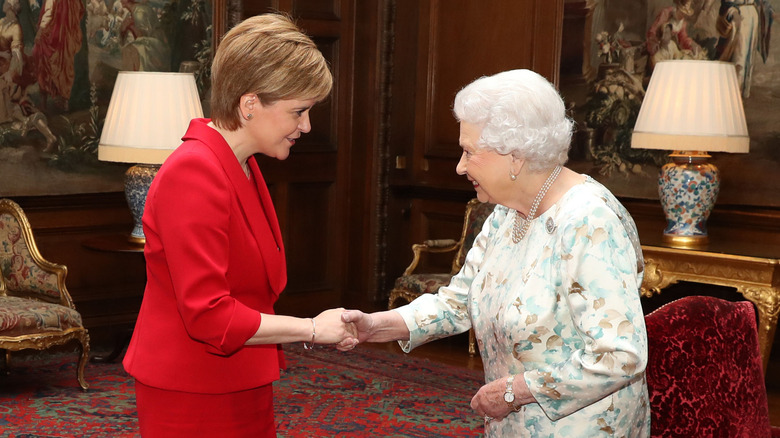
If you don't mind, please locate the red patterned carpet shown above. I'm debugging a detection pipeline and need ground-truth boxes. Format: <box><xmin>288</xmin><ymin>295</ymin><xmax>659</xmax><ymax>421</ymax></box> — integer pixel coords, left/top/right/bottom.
<box><xmin>0</xmin><ymin>344</ymin><xmax>485</xmax><ymax>437</ymax></box>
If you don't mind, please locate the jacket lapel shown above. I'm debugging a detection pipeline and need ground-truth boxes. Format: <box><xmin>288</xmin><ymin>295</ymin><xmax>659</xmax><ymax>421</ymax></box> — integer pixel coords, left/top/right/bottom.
<box><xmin>247</xmin><ymin>156</ymin><xmax>287</xmax><ymax>294</ymax></box>
<box><xmin>182</xmin><ymin>119</ymin><xmax>287</xmax><ymax>296</ymax></box>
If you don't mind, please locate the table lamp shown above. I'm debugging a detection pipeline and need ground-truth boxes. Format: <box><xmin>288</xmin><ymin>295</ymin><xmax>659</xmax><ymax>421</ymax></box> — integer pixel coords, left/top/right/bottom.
<box><xmin>99</xmin><ymin>72</ymin><xmax>203</xmax><ymax>244</ymax></box>
<box><xmin>631</xmin><ymin>60</ymin><xmax>749</xmax><ymax>248</ymax></box>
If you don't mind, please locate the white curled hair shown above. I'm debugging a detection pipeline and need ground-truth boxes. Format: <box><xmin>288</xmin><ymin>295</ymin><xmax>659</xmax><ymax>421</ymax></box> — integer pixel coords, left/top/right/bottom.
<box><xmin>452</xmin><ymin>69</ymin><xmax>574</xmax><ymax>172</ymax></box>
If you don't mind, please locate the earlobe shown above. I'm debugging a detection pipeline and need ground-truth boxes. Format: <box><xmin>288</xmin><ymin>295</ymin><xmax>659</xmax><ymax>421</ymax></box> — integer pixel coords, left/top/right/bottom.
<box><xmin>509</xmin><ymin>155</ymin><xmax>525</xmax><ymax>178</ymax></box>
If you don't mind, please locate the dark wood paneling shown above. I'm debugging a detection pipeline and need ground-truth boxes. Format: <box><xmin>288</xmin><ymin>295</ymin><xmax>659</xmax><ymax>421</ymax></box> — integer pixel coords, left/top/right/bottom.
<box><xmin>422</xmin><ymin>0</ymin><xmax>538</xmax><ymax>159</ymax></box>
<box><xmin>380</xmin><ymin>0</ymin><xmax>565</xmax><ymax>299</ymax></box>
<box><xmin>241</xmin><ymin>0</ymin><xmax>275</xmax><ymax>18</ymax></box>
<box><xmin>292</xmin><ymin>0</ymin><xmax>341</xmax><ymax>20</ymax></box>
<box><xmin>342</xmin><ymin>0</ymin><xmax>385</xmax><ymax>308</ymax></box>
<box><xmin>283</xmin><ymin>182</ymin><xmax>334</xmax><ymax>293</ymax></box>
<box><xmin>399</xmin><ymin>0</ymin><xmax>565</xmax><ymax>189</ymax></box>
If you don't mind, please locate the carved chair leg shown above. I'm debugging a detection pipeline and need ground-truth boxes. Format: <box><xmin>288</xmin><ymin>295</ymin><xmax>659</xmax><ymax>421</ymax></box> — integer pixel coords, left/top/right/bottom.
<box><xmin>77</xmin><ymin>331</ymin><xmax>90</xmax><ymax>391</ymax></box>
<box><xmin>468</xmin><ymin>328</ymin><xmax>477</xmax><ymax>357</ymax></box>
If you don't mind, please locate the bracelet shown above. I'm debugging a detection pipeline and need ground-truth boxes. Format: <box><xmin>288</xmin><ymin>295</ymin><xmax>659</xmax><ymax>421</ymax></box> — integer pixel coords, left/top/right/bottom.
<box><xmin>303</xmin><ymin>318</ymin><xmax>316</xmax><ymax>350</ymax></box>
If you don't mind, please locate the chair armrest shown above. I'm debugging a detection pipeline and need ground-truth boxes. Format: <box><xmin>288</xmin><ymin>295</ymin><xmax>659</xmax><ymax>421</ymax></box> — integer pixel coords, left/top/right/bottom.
<box><xmin>402</xmin><ymin>239</ymin><xmax>460</xmax><ymax>275</ymax></box>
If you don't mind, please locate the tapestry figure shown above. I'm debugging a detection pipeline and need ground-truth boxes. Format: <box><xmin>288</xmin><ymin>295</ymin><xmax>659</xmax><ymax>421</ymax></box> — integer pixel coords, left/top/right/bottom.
<box><xmin>0</xmin><ymin>0</ymin><xmax>58</xmax><ymax>152</ymax></box>
<box><xmin>31</xmin><ymin>0</ymin><xmax>85</xmax><ymax>112</ymax></box>
<box><xmin>716</xmin><ymin>0</ymin><xmax>775</xmax><ymax>97</ymax></box>
<box><xmin>646</xmin><ymin>0</ymin><xmax>708</xmax><ymax>69</ymax></box>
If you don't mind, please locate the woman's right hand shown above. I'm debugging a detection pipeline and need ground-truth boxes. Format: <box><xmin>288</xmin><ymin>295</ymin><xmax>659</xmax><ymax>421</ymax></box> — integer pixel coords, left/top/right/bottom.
<box><xmin>312</xmin><ymin>308</ymin><xmax>358</xmax><ymax>345</ymax></box>
<box><xmin>340</xmin><ymin>309</ymin><xmax>376</xmax><ymax>343</ymax></box>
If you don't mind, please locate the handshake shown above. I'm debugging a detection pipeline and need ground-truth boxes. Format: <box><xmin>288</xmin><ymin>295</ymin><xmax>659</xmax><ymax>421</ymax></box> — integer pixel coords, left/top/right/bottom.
<box><xmin>305</xmin><ymin>308</ymin><xmax>406</xmax><ymax>351</ymax></box>
<box><xmin>306</xmin><ymin>308</ymin><xmax>367</xmax><ymax>351</ymax></box>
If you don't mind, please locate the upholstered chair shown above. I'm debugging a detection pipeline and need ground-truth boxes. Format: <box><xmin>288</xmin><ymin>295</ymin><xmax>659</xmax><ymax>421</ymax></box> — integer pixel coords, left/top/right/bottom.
<box><xmin>0</xmin><ymin>198</ymin><xmax>90</xmax><ymax>390</ymax></box>
<box><xmin>388</xmin><ymin>199</ymin><xmax>495</xmax><ymax>356</ymax></box>
<box><xmin>645</xmin><ymin>295</ymin><xmax>779</xmax><ymax>437</ymax></box>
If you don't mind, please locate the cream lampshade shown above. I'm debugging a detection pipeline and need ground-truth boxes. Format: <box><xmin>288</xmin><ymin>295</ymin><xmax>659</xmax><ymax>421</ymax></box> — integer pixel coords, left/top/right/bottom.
<box><xmin>99</xmin><ymin>71</ymin><xmax>203</xmax><ymax>244</ymax></box>
<box><xmin>631</xmin><ymin>60</ymin><xmax>749</xmax><ymax>247</ymax></box>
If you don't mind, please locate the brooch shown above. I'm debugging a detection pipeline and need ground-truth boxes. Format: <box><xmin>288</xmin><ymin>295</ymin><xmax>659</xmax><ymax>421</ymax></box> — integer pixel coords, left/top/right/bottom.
<box><xmin>545</xmin><ymin>217</ymin><xmax>556</xmax><ymax>234</ymax></box>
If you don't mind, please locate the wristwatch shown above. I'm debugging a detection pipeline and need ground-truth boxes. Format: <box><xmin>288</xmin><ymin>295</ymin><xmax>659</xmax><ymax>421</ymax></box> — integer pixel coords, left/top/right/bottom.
<box><xmin>504</xmin><ymin>375</ymin><xmax>522</xmax><ymax>412</ymax></box>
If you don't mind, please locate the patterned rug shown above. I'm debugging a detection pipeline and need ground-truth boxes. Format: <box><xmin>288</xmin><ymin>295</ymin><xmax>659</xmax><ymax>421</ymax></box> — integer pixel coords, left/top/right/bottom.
<box><xmin>0</xmin><ymin>344</ymin><xmax>485</xmax><ymax>437</ymax></box>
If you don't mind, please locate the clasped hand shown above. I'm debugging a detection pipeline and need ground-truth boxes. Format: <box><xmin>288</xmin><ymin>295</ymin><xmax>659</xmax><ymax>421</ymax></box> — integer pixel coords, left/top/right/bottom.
<box><xmin>309</xmin><ymin>308</ymin><xmax>358</xmax><ymax>347</ymax></box>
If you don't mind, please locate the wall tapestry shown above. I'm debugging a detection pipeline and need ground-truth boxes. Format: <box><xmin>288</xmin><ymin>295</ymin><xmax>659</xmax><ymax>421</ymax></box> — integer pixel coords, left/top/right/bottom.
<box><xmin>0</xmin><ymin>0</ymin><xmax>211</xmax><ymax>196</ymax></box>
<box><xmin>564</xmin><ymin>0</ymin><xmax>779</xmax><ymax>208</ymax></box>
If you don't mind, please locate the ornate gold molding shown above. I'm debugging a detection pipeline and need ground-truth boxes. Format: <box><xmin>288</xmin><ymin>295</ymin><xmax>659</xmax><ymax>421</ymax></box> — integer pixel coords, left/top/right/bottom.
<box><xmin>640</xmin><ymin>245</ymin><xmax>780</xmax><ymax>374</ymax></box>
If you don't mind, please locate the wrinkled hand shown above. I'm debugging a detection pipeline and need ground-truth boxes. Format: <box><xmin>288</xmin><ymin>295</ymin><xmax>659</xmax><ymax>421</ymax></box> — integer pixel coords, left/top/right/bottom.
<box><xmin>312</xmin><ymin>308</ymin><xmax>357</xmax><ymax>346</ymax></box>
<box><xmin>335</xmin><ymin>309</ymin><xmax>377</xmax><ymax>351</ymax></box>
<box><xmin>470</xmin><ymin>377</ymin><xmax>513</xmax><ymax>422</ymax></box>
<box><xmin>472</xmin><ymin>372</ymin><xmax>533</xmax><ymax>423</ymax></box>
<box><xmin>340</xmin><ymin>309</ymin><xmax>376</xmax><ymax>343</ymax></box>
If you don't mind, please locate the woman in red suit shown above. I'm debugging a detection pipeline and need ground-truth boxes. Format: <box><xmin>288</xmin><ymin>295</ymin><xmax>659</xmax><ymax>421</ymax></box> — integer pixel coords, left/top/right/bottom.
<box><xmin>122</xmin><ymin>14</ymin><xmax>356</xmax><ymax>437</ymax></box>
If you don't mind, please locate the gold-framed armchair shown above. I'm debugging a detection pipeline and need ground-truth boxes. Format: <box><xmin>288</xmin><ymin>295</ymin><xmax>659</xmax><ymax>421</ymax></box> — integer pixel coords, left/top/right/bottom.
<box><xmin>388</xmin><ymin>199</ymin><xmax>495</xmax><ymax>356</ymax></box>
<box><xmin>0</xmin><ymin>198</ymin><xmax>90</xmax><ymax>390</ymax></box>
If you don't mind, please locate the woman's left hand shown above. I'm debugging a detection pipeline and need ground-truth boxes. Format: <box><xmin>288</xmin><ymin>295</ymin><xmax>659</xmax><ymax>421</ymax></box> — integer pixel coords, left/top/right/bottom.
<box><xmin>470</xmin><ymin>377</ymin><xmax>513</xmax><ymax>421</ymax></box>
<box><xmin>471</xmin><ymin>374</ymin><xmax>534</xmax><ymax>422</ymax></box>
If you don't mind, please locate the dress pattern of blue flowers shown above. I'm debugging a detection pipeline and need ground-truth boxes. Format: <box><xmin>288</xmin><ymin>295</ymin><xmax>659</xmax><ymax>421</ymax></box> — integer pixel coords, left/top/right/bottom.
<box><xmin>396</xmin><ymin>177</ymin><xmax>650</xmax><ymax>437</ymax></box>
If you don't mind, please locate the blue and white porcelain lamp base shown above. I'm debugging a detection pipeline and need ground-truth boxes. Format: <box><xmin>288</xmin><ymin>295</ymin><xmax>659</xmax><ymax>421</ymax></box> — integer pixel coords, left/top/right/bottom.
<box><xmin>657</xmin><ymin>151</ymin><xmax>719</xmax><ymax>248</ymax></box>
<box><xmin>124</xmin><ymin>164</ymin><xmax>160</xmax><ymax>245</ymax></box>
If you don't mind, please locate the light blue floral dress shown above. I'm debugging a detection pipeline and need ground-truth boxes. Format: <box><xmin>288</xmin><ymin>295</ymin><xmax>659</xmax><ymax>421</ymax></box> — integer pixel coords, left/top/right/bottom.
<box><xmin>395</xmin><ymin>176</ymin><xmax>650</xmax><ymax>437</ymax></box>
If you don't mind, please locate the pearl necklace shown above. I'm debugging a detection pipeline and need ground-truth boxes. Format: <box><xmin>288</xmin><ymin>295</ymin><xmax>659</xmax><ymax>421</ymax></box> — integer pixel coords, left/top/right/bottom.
<box><xmin>512</xmin><ymin>165</ymin><xmax>561</xmax><ymax>243</ymax></box>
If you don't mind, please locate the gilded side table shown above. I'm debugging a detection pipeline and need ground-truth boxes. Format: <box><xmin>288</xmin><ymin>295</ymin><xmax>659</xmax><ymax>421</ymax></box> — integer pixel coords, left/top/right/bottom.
<box><xmin>640</xmin><ymin>241</ymin><xmax>780</xmax><ymax>374</ymax></box>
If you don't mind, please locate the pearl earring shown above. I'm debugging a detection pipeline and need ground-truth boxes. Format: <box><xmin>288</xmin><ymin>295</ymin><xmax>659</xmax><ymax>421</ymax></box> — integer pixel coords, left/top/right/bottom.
<box><xmin>510</xmin><ymin>173</ymin><xmax>517</xmax><ymax>181</ymax></box>
<box><xmin>246</xmin><ymin>113</ymin><xmax>253</xmax><ymax>120</ymax></box>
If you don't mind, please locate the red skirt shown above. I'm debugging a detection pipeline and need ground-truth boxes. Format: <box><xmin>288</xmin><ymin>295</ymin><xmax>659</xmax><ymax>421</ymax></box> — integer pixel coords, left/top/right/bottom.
<box><xmin>135</xmin><ymin>380</ymin><xmax>276</xmax><ymax>437</ymax></box>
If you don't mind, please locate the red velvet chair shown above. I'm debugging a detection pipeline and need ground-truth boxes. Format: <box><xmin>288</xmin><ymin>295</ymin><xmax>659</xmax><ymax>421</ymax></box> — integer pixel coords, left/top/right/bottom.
<box><xmin>645</xmin><ymin>295</ymin><xmax>779</xmax><ymax>437</ymax></box>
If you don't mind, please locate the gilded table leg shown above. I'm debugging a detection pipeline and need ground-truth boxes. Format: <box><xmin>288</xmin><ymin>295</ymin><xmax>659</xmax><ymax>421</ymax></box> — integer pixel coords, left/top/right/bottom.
<box><xmin>741</xmin><ymin>286</ymin><xmax>780</xmax><ymax>373</ymax></box>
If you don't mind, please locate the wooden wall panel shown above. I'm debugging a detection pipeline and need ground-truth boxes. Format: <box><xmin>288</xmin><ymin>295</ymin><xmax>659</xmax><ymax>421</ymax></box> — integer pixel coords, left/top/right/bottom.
<box><xmin>291</xmin><ymin>0</ymin><xmax>341</xmax><ymax>20</ymax></box>
<box><xmin>401</xmin><ymin>0</ymin><xmax>565</xmax><ymax>189</ymax></box>
<box><xmin>341</xmin><ymin>0</ymin><xmax>386</xmax><ymax>306</ymax></box>
<box><xmin>422</xmin><ymin>0</ymin><xmax>538</xmax><ymax>159</ymax></box>
<box><xmin>380</xmin><ymin>0</ymin><xmax>565</xmax><ymax>299</ymax></box>
<box><xmin>283</xmin><ymin>182</ymin><xmax>334</xmax><ymax>294</ymax></box>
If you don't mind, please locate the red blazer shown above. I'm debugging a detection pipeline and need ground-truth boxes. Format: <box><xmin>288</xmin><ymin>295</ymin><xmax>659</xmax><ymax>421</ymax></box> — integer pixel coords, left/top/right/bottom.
<box><xmin>123</xmin><ymin>118</ymin><xmax>287</xmax><ymax>394</ymax></box>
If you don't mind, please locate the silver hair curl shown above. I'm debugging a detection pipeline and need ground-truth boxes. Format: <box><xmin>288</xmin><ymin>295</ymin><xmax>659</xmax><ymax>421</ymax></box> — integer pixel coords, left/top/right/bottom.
<box><xmin>452</xmin><ymin>69</ymin><xmax>574</xmax><ymax>173</ymax></box>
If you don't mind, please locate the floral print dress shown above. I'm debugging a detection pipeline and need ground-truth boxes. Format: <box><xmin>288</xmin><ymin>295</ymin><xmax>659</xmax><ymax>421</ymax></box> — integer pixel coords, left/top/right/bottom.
<box><xmin>395</xmin><ymin>176</ymin><xmax>650</xmax><ymax>437</ymax></box>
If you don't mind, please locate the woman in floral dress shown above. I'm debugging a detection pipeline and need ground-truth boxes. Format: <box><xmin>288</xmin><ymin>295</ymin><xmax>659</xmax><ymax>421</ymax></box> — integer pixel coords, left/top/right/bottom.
<box><xmin>342</xmin><ymin>69</ymin><xmax>650</xmax><ymax>437</ymax></box>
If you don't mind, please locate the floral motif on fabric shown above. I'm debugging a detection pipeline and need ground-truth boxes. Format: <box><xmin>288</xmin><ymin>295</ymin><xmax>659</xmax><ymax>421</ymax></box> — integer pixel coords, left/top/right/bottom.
<box><xmin>396</xmin><ymin>176</ymin><xmax>650</xmax><ymax>437</ymax></box>
<box><xmin>0</xmin><ymin>296</ymin><xmax>82</xmax><ymax>337</ymax></box>
<box><xmin>0</xmin><ymin>213</ymin><xmax>60</xmax><ymax>299</ymax></box>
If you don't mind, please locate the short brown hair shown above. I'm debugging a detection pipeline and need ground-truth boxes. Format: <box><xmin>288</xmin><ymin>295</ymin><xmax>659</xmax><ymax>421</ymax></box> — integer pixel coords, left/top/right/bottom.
<box><xmin>210</xmin><ymin>14</ymin><xmax>333</xmax><ymax>130</ymax></box>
